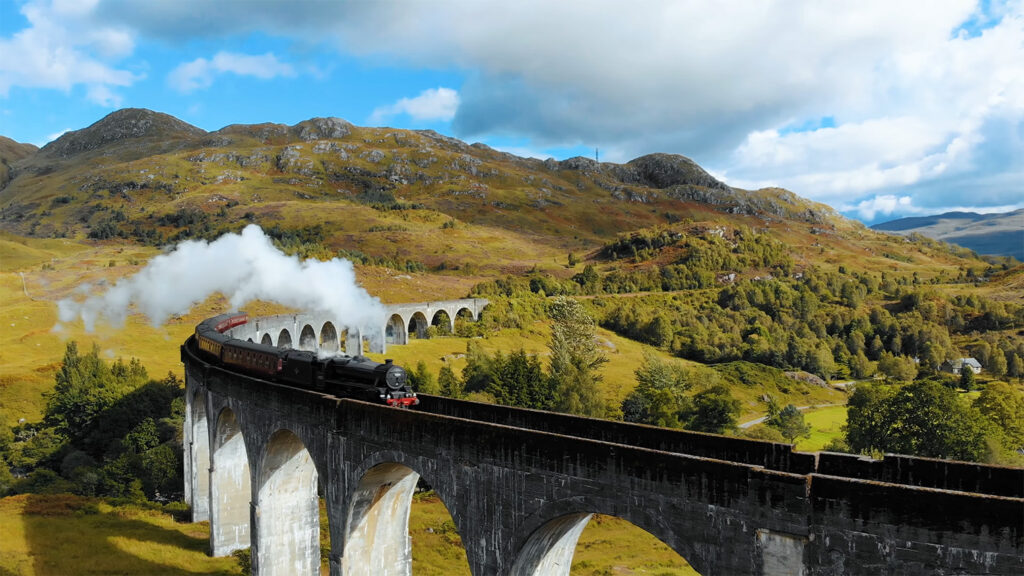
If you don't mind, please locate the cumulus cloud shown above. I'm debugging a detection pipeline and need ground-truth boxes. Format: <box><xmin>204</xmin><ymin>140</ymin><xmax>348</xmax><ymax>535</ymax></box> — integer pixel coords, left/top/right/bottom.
<box><xmin>0</xmin><ymin>0</ymin><xmax>139</xmax><ymax>103</ymax></box>
<box><xmin>168</xmin><ymin>51</ymin><xmax>296</xmax><ymax>93</ymax></box>
<box><xmin>850</xmin><ymin>195</ymin><xmax>917</xmax><ymax>222</ymax></box>
<box><xmin>369</xmin><ymin>87</ymin><xmax>460</xmax><ymax>125</ymax></box>
<box><xmin>57</xmin><ymin>225</ymin><xmax>386</xmax><ymax>334</ymax></box>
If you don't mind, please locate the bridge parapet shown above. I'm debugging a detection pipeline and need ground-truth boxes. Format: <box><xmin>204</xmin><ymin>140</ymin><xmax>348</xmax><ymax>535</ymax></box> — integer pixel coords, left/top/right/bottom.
<box><xmin>816</xmin><ymin>450</ymin><xmax>1024</xmax><ymax>497</ymax></box>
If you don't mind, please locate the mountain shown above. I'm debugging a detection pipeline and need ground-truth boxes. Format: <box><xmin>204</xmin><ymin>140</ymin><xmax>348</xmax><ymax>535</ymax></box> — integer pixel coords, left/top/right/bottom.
<box><xmin>38</xmin><ymin>108</ymin><xmax>207</xmax><ymax>160</ymax></box>
<box><xmin>0</xmin><ymin>108</ymin><xmax>996</xmax><ymax>280</ymax></box>
<box><xmin>872</xmin><ymin>210</ymin><xmax>1024</xmax><ymax>261</ymax></box>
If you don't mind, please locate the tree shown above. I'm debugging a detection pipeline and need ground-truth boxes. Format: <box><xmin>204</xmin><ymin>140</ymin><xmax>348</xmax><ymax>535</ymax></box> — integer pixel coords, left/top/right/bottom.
<box><xmin>1007</xmin><ymin>354</ymin><xmax>1023</xmax><ymax>381</ymax></box>
<box><xmin>684</xmin><ymin>385</ymin><xmax>740</xmax><ymax>434</ymax></box>
<box><xmin>809</xmin><ymin>343</ymin><xmax>836</xmax><ymax>381</ymax></box>
<box><xmin>461</xmin><ymin>342</ymin><xmax>495</xmax><ymax>394</ymax></box>
<box><xmin>989</xmin><ymin>349</ymin><xmax>1008</xmax><ymax>379</ymax></box>
<box><xmin>574</xmin><ymin>264</ymin><xmax>601</xmax><ymax>293</ymax></box>
<box><xmin>973</xmin><ymin>381</ymin><xmax>1024</xmax><ymax>455</ymax></box>
<box><xmin>490</xmin><ymin>349</ymin><xmax>551</xmax><ymax>410</ymax></box>
<box><xmin>849</xmin><ymin>350</ymin><xmax>874</xmax><ymax>379</ymax></box>
<box><xmin>643</xmin><ymin>314</ymin><xmax>673</xmax><ymax>348</ymax></box>
<box><xmin>408</xmin><ymin>361</ymin><xmax>438</xmax><ymax>394</ymax></box>
<box><xmin>845</xmin><ymin>381</ymin><xmax>990</xmax><ymax>461</ymax></box>
<box><xmin>45</xmin><ymin>342</ymin><xmax>148</xmax><ymax>438</ymax></box>
<box><xmin>621</xmin><ymin>352</ymin><xmax>691</xmax><ymax>427</ymax></box>
<box><xmin>548</xmin><ymin>297</ymin><xmax>608</xmax><ymax>417</ymax></box>
<box><xmin>768</xmin><ymin>404</ymin><xmax>811</xmax><ymax>443</ymax></box>
<box><xmin>876</xmin><ymin>351</ymin><xmax>917</xmax><ymax>383</ymax></box>
<box><xmin>438</xmin><ymin>365</ymin><xmax>462</xmax><ymax>398</ymax></box>
<box><xmin>959</xmin><ymin>365</ymin><xmax>977</xmax><ymax>391</ymax></box>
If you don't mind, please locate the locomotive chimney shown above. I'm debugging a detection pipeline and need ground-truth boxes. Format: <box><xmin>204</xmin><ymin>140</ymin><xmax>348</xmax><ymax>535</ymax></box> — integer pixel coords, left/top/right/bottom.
<box><xmin>385</xmin><ymin>359</ymin><xmax>393</xmax><ymax>364</ymax></box>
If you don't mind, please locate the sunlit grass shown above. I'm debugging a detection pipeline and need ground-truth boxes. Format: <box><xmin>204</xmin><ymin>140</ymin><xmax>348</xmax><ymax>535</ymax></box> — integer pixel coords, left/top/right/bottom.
<box><xmin>0</xmin><ymin>494</ymin><xmax>239</xmax><ymax>576</ymax></box>
<box><xmin>572</xmin><ymin>514</ymin><xmax>699</xmax><ymax>576</ymax></box>
<box><xmin>794</xmin><ymin>405</ymin><xmax>848</xmax><ymax>452</ymax></box>
<box><xmin>409</xmin><ymin>492</ymin><xmax>471</xmax><ymax>575</ymax></box>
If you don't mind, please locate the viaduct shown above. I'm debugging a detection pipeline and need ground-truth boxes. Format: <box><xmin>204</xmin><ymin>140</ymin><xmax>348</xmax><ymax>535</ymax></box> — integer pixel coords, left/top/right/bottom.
<box><xmin>241</xmin><ymin>298</ymin><xmax>491</xmax><ymax>355</ymax></box>
<box><xmin>182</xmin><ymin>305</ymin><xmax>1024</xmax><ymax>576</ymax></box>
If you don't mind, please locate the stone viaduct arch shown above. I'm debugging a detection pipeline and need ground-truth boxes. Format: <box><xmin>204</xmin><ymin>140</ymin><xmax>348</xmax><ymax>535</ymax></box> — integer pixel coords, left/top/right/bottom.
<box><xmin>182</xmin><ymin>310</ymin><xmax>1022</xmax><ymax>576</ymax></box>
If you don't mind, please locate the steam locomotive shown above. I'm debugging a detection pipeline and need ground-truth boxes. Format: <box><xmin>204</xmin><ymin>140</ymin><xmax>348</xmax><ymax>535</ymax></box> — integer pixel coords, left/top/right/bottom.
<box><xmin>191</xmin><ymin>312</ymin><xmax>419</xmax><ymax>407</ymax></box>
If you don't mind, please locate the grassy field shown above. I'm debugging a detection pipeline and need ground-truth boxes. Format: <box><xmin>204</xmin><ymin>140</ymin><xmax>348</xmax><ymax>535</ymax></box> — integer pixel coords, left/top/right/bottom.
<box><xmin>794</xmin><ymin>405</ymin><xmax>848</xmax><ymax>452</ymax></box>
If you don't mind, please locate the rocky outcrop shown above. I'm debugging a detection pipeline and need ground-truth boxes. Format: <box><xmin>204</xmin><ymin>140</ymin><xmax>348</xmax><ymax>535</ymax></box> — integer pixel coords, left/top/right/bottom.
<box><xmin>293</xmin><ymin>117</ymin><xmax>353</xmax><ymax>141</ymax></box>
<box><xmin>614</xmin><ymin>153</ymin><xmax>731</xmax><ymax>191</ymax></box>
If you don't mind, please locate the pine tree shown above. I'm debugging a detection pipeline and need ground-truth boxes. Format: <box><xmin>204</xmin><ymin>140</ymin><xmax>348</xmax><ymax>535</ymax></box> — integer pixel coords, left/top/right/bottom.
<box><xmin>768</xmin><ymin>404</ymin><xmax>811</xmax><ymax>443</ymax></box>
<box><xmin>438</xmin><ymin>365</ymin><xmax>462</xmax><ymax>398</ymax></box>
<box><xmin>547</xmin><ymin>297</ymin><xmax>607</xmax><ymax>417</ymax></box>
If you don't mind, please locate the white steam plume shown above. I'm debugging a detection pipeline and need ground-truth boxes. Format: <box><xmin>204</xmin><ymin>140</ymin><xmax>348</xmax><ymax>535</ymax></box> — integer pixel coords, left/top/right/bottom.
<box><xmin>57</xmin><ymin>225</ymin><xmax>386</xmax><ymax>334</ymax></box>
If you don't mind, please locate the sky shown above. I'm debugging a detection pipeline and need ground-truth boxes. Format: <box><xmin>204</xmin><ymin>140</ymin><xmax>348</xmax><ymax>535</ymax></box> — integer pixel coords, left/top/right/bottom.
<box><xmin>1</xmin><ymin>0</ymin><xmax>1022</xmax><ymax>225</ymax></box>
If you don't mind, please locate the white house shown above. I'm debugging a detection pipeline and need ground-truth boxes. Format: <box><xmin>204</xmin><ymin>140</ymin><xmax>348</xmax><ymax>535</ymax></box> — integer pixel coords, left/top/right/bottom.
<box><xmin>941</xmin><ymin>358</ymin><xmax>983</xmax><ymax>375</ymax></box>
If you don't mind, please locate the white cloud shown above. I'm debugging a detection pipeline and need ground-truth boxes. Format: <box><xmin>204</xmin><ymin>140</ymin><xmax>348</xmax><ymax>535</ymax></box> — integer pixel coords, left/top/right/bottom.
<box><xmin>167</xmin><ymin>51</ymin><xmax>296</xmax><ymax>93</ymax></box>
<box><xmin>38</xmin><ymin>128</ymin><xmax>71</xmax><ymax>147</ymax></box>
<box><xmin>712</xmin><ymin>2</ymin><xmax>1024</xmax><ymax>217</ymax></box>
<box><xmin>0</xmin><ymin>0</ymin><xmax>138</xmax><ymax>103</ymax></box>
<box><xmin>849</xmin><ymin>195</ymin><xmax>916</xmax><ymax>221</ymax></box>
<box><xmin>369</xmin><ymin>87</ymin><xmax>460</xmax><ymax>124</ymax></box>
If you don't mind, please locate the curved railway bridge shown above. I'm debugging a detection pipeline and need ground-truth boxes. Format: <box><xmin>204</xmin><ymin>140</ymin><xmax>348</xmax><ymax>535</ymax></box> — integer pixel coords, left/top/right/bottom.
<box><xmin>182</xmin><ymin>308</ymin><xmax>1023</xmax><ymax>576</ymax></box>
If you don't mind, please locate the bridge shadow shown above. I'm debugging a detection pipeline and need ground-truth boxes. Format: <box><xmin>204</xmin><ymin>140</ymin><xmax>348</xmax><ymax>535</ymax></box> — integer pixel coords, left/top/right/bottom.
<box><xmin>13</xmin><ymin>493</ymin><xmax>238</xmax><ymax>575</ymax></box>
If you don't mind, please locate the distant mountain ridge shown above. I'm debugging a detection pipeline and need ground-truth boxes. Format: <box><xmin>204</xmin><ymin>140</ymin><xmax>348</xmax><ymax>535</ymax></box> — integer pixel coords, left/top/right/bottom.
<box><xmin>872</xmin><ymin>210</ymin><xmax>1024</xmax><ymax>261</ymax></box>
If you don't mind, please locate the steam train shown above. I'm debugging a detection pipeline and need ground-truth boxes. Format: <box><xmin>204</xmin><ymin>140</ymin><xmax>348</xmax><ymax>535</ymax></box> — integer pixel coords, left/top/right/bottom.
<box><xmin>191</xmin><ymin>313</ymin><xmax>419</xmax><ymax>407</ymax></box>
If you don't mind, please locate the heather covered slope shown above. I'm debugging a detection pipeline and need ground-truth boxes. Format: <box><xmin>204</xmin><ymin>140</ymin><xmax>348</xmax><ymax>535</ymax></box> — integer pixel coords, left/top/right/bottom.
<box><xmin>0</xmin><ymin>108</ymin><xmax>947</xmax><ymax>279</ymax></box>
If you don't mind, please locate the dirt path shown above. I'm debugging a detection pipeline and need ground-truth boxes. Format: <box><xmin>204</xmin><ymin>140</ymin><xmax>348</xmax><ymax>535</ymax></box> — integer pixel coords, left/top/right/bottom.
<box><xmin>19</xmin><ymin>272</ymin><xmax>35</xmax><ymax>300</ymax></box>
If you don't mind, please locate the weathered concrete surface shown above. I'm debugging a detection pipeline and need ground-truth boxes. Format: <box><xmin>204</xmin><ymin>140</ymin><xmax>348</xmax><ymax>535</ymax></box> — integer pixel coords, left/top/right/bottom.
<box><xmin>342</xmin><ymin>463</ymin><xmax>417</xmax><ymax>576</ymax></box>
<box><xmin>209</xmin><ymin>407</ymin><xmax>251</xmax><ymax>556</ymax></box>
<box><xmin>183</xmin><ymin>321</ymin><xmax>1024</xmax><ymax>576</ymax></box>
<box><xmin>255</xmin><ymin>430</ymin><xmax>319</xmax><ymax>576</ymax></box>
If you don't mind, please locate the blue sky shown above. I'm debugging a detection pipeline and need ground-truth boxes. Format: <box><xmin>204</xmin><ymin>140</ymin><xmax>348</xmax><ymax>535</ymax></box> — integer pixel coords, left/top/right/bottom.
<box><xmin>1</xmin><ymin>0</ymin><xmax>1022</xmax><ymax>225</ymax></box>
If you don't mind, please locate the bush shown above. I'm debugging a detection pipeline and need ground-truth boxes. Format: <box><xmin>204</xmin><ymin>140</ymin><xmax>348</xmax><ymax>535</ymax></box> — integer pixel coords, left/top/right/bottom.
<box><xmin>232</xmin><ymin>549</ymin><xmax>252</xmax><ymax>575</ymax></box>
